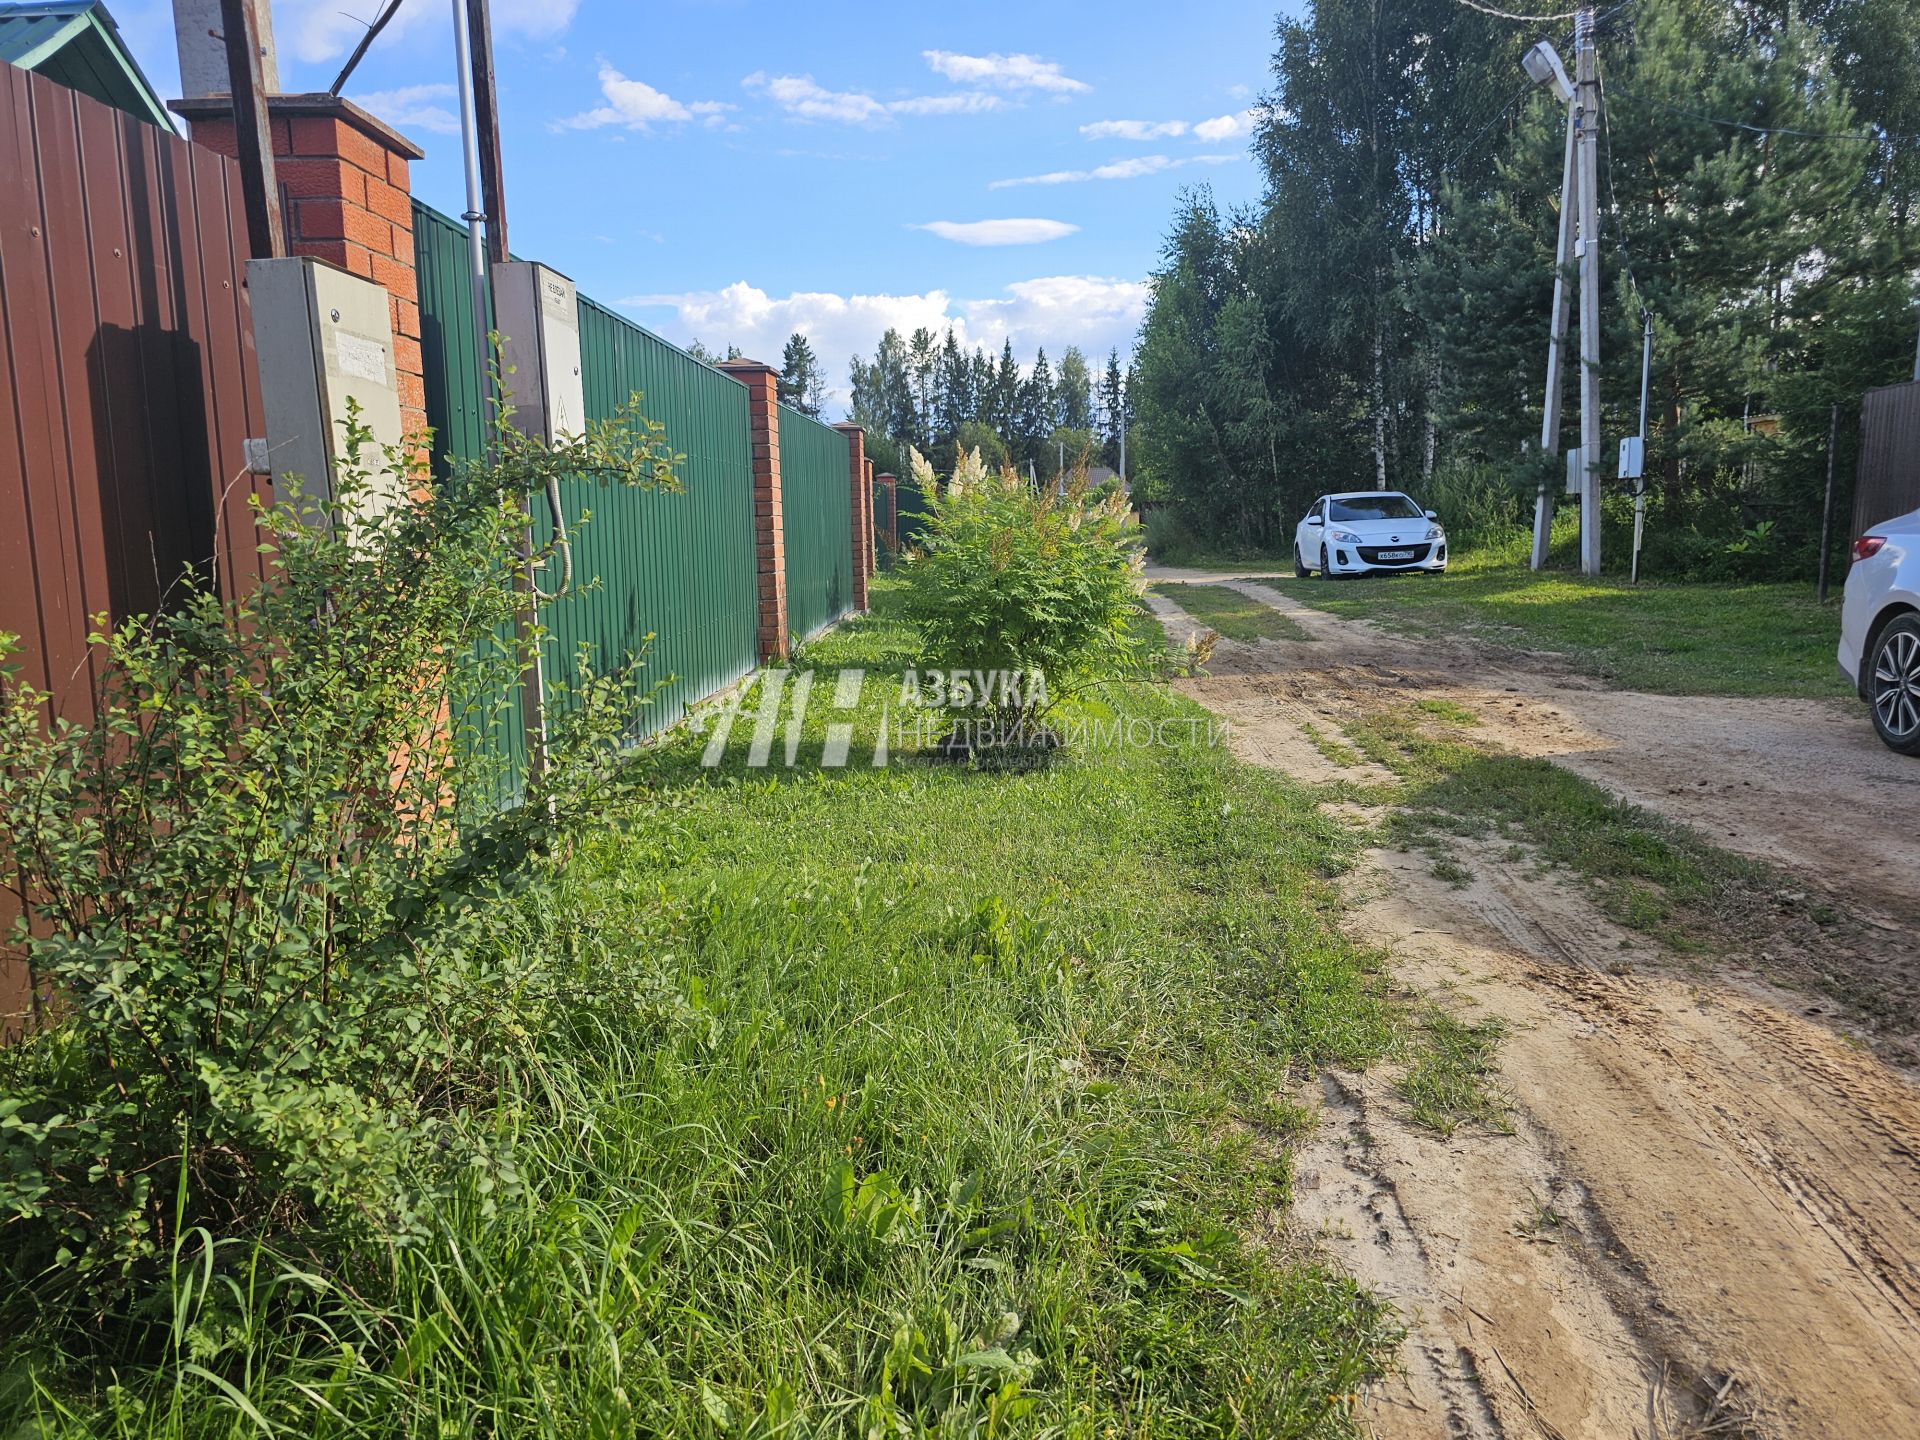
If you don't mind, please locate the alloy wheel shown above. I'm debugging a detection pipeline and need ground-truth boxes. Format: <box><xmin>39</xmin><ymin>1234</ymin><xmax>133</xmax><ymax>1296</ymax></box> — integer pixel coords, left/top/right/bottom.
<box><xmin>1871</xmin><ymin>628</ymin><xmax>1920</xmax><ymax>741</ymax></box>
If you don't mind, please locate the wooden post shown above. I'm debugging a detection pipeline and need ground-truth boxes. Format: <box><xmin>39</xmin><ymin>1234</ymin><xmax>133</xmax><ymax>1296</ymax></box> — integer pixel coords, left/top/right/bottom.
<box><xmin>465</xmin><ymin>0</ymin><xmax>509</xmax><ymax>265</ymax></box>
<box><xmin>218</xmin><ymin>0</ymin><xmax>283</xmax><ymax>258</ymax></box>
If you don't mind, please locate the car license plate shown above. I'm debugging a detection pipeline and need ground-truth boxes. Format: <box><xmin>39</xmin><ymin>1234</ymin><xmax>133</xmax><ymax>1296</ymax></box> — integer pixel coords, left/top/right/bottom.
<box><xmin>1376</xmin><ymin>549</ymin><xmax>1414</xmax><ymax>561</ymax></box>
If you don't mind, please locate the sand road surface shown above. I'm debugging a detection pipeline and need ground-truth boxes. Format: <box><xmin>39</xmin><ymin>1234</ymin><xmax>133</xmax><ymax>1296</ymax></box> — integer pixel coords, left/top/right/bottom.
<box><xmin>1149</xmin><ymin>574</ymin><xmax>1920</xmax><ymax>1439</ymax></box>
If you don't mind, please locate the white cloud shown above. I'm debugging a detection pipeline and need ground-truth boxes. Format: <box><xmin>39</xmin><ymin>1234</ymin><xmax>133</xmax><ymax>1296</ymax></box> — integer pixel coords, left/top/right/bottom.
<box><xmin>620</xmin><ymin>277</ymin><xmax>1147</xmax><ymax>415</ymax></box>
<box><xmin>347</xmin><ymin>83</ymin><xmax>460</xmax><ymax>136</ymax></box>
<box><xmin>743</xmin><ymin>72</ymin><xmax>1003</xmax><ymax>125</ymax></box>
<box><xmin>1080</xmin><ymin>118</ymin><xmax>1190</xmax><ymax>141</ymax></box>
<box><xmin>989</xmin><ymin>154</ymin><xmax>1235</xmax><ymax>188</ymax></box>
<box><xmin>744</xmin><ymin>72</ymin><xmax>885</xmax><ymax>125</ymax></box>
<box><xmin>278</xmin><ymin>0</ymin><xmax>577</xmax><ymax>65</ymax></box>
<box><xmin>964</xmin><ymin>276</ymin><xmax>1149</xmax><ymax>358</ymax></box>
<box><xmin>922</xmin><ymin>50</ymin><xmax>1088</xmax><ymax>94</ymax></box>
<box><xmin>912</xmin><ymin>219</ymin><xmax>1078</xmax><ymax>246</ymax></box>
<box><xmin>1078</xmin><ymin>108</ymin><xmax>1262</xmax><ymax>144</ymax></box>
<box><xmin>556</xmin><ymin>62</ymin><xmax>732</xmax><ymax>131</ymax></box>
<box><xmin>1193</xmin><ymin>109</ymin><xmax>1260</xmax><ymax>142</ymax></box>
<box><xmin>889</xmin><ymin>92</ymin><xmax>1004</xmax><ymax>117</ymax></box>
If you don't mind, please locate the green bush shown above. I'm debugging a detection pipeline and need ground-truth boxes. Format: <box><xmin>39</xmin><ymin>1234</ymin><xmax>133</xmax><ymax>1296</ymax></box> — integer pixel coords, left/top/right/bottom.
<box><xmin>1417</xmin><ymin>460</ymin><xmax>1531</xmax><ymax>555</ymax></box>
<box><xmin>0</xmin><ymin>397</ymin><xmax>678</xmax><ymax>1309</ymax></box>
<box><xmin>899</xmin><ymin>448</ymin><xmax>1147</xmax><ymax>729</ymax></box>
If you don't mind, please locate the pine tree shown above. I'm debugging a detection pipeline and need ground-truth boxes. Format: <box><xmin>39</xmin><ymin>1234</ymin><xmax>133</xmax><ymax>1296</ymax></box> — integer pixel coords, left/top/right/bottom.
<box><xmin>1016</xmin><ymin>349</ymin><xmax>1057</xmax><ymax>472</ymax></box>
<box><xmin>778</xmin><ymin>333</ymin><xmax>825</xmax><ymax>418</ymax></box>
<box><xmin>991</xmin><ymin>340</ymin><xmax>1022</xmax><ymax>440</ymax></box>
<box><xmin>907</xmin><ymin>328</ymin><xmax>937</xmax><ymax>448</ymax></box>
<box><xmin>1099</xmin><ymin>350</ymin><xmax>1126</xmax><ymax>469</ymax></box>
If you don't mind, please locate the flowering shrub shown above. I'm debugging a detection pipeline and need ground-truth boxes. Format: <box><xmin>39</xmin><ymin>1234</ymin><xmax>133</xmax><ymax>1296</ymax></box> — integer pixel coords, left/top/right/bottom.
<box><xmin>899</xmin><ymin>447</ymin><xmax>1148</xmax><ymax>735</ymax></box>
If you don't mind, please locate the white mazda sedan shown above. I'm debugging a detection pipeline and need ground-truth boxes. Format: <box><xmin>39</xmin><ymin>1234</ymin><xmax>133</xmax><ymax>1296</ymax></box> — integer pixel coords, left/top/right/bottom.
<box><xmin>1839</xmin><ymin>504</ymin><xmax>1920</xmax><ymax>755</ymax></box>
<box><xmin>1294</xmin><ymin>491</ymin><xmax>1448</xmax><ymax>578</ymax></box>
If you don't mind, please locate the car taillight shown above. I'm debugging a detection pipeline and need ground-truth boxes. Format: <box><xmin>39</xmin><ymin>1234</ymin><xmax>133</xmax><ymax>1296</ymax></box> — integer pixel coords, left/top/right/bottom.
<box><xmin>1852</xmin><ymin>535</ymin><xmax>1887</xmax><ymax>562</ymax></box>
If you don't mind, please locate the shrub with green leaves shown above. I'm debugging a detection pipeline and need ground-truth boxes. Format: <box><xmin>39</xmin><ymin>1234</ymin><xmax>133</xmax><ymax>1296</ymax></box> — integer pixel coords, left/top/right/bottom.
<box><xmin>0</xmin><ymin>396</ymin><xmax>679</xmax><ymax>1307</ymax></box>
<box><xmin>898</xmin><ymin>447</ymin><xmax>1147</xmax><ymax>728</ymax></box>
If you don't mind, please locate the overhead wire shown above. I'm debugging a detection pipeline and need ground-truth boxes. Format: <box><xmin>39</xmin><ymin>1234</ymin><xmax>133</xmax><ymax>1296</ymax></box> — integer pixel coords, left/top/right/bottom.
<box><xmin>1592</xmin><ymin>51</ymin><xmax>1652</xmax><ymax>323</ymax></box>
<box><xmin>1449</xmin><ymin>0</ymin><xmax>1580</xmax><ymax>21</ymax></box>
<box><xmin>1610</xmin><ymin>92</ymin><xmax>1917</xmax><ymax>146</ymax></box>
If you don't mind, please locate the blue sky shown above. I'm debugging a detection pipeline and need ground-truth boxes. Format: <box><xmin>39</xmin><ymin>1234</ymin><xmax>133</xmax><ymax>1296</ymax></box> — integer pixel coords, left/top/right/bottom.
<box><xmin>116</xmin><ymin>0</ymin><xmax>1285</xmax><ymax>412</ymax></box>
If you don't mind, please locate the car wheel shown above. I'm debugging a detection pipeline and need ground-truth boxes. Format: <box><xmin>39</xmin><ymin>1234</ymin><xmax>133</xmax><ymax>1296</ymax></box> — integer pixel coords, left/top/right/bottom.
<box><xmin>1318</xmin><ymin>558</ymin><xmax>1337</xmax><ymax>581</ymax></box>
<box><xmin>1869</xmin><ymin>615</ymin><xmax>1920</xmax><ymax>755</ymax></box>
<box><xmin>1294</xmin><ymin>546</ymin><xmax>1311</xmax><ymax>578</ymax></box>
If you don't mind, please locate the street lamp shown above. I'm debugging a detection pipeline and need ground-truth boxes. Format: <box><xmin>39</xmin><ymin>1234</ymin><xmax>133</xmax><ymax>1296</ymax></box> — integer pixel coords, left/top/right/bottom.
<box><xmin>1521</xmin><ymin>41</ymin><xmax>1572</xmax><ymax>104</ymax></box>
<box><xmin>1524</xmin><ymin>41</ymin><xmax>1574</xmax><ymax>572</ymax></box>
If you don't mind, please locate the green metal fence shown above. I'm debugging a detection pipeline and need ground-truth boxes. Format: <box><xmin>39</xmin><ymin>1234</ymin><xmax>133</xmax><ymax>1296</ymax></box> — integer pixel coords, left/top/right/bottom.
<box><xmin>410</xmin><ymin>202</ymin><xmax>760</xmax><ymax>796</ymax></box>
<box><xmin>778</xmin><ymin>406</ymin><xmax>853</xmax><ymax>641</ymax></box>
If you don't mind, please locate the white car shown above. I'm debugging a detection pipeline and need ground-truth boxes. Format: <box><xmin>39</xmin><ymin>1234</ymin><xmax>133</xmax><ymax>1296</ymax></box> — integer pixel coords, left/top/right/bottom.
<box><xmin>1294</xmin><ymin>491</ymin><xmax>1448</xmax><ymax>578</ymax></box>
<box><xmin>1840</xmin><ymin>504</ymin><xmax>1920</xmax><ymax>755</ymax></box>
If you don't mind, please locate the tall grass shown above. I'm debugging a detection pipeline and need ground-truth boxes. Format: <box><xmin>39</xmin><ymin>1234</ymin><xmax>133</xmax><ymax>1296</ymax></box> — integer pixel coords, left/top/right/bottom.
<box><xmin>4</xmin><ymin>583</ymin><xmax>1402</xmax><ymax>1437</ymax></box>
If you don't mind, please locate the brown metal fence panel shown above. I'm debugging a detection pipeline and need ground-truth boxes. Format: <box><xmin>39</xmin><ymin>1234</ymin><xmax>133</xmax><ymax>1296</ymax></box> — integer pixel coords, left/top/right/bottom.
<box><xmin>0</xmin><ymin>64</ymin><xmax>269</xmax><ymax>1029</ymax></box>
<box><xmin>1854</xmin><ymin>380</ymin><xmax>1920</xmax><ymax>538</ymax></box>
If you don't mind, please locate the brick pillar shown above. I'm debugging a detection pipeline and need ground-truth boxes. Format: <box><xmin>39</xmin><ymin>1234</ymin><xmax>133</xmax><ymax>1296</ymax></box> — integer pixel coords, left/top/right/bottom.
<box><xmin>832</xmin><ymin>423</ymin><xmax>871</xmax><ymax>611</ymax></box>
<box><xmin>718</xmin><ymin>360</ymin><xmax>787</xmax><ymax>661</ymax></box>
<box><xmin>876</xmin><ymin>472</ymin><xmax>899</xmax><ymax>557</ymax></box>
<box><xmin>864</xmin><ymin>457</ymin><xmax>876</xmax><ymax>577</ymax></box>
<box><xmin>170</xmin><ymin>94</ymin><xmax>428</xmax><ymax>442</ymax></box>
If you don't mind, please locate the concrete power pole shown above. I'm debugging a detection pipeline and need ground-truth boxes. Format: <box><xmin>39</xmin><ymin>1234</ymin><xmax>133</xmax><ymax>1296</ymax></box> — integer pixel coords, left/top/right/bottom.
<box><xmin>1574</xmin><ymin>2</ymin><xmax>1604</xmax><ymax>576</ymax></box>
<box><xmin>1533</xmin><ymin>101</ymin><xmax>1576</xmax><ymax>570</ymax></box>
<box><xmin>173</xmin><ymin>0</ymin><xmax>279</xmax><ymax>100</ymax></box>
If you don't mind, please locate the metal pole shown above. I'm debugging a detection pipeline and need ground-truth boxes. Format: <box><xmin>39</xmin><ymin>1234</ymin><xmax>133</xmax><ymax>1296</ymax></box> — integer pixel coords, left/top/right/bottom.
<box><xmin>1118</xmin><ymin>375</ymin><xmax>1127</xmax><ymax>486</ymax></box>
<box><xmin>452</xmin><ymin>0</ymin><xmax>546</xmax><ymax>783</ymax></box>
<box><xmin>465</xmin><ymin>0</ymin><xmax>509</xmax><ymax>265</ymax></box>
<box><xmin>1818</xmin><ymin>401</ymin><xmax>1840</xmax><ymax>602</ymax></box>
<box><xmin>219</xmin><ymin>0</ymin><xmax>283</xmax><ymax>259</ymax></box>
<box><xmin>1574</xmin><ymin>2</ymin><xmax>1603</xmax><ymax>577</ymax></box>
<box><xmin>1631</xmin><ymin>311</ymin><xmax>1651</xmax><ymax>584</ymax></box>
<box><xmin>1534</xmin><ymin>101</ymin><xmax>1577</xmax><ymax>571</ymax></box>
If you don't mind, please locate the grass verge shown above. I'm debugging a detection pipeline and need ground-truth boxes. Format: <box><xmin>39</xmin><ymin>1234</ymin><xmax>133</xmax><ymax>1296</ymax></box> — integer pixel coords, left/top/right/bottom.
<box><xmin>1248</xmin><ymin>549</ymin><xmax>1844</xmax><ymax>698</ymax></box>
<box><xmin>1155</xmin><ymin>583</ymin><xmax>1311</xmax><ymax>645</ymax></box>
<box><xmin>6</xmin><ymin>581</ymin><xmax>1405</xmax><ymax>1438</ymax></box>
<box><xmin>1400</xmin><ymin>1011</ymin><xmax>1512</xmax><ymax>1138</ymax></box>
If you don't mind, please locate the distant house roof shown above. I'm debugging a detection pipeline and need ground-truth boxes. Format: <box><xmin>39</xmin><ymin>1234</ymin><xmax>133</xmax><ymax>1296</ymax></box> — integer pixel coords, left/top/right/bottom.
<box><xmin>0</xmin><ymin>1</ymin><xmax>172</xmax><ymax>129</ymax></box>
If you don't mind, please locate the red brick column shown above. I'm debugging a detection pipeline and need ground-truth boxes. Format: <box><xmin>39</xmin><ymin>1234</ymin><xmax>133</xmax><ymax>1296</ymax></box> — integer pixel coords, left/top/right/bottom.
<box><xmin>864</xmin><ymin>457</ymin><xmax>876</xmax><ymax>577</ymax></box>
<box><xmin>876</xmin><ymin>472</ymin><xmax>899</xmax><ymax>557</ymax></box>
<box><xmin>832</xmin><ymin>423</ymin><xmax>871</xmax><ymax>611</ymax></box>
<box><xmin>171</xmin><ymin>94</ymin><xmax>428</xmax><ymax>443</ymax></box>
<box><xmin>718</xmin><ymin>360</ymin><xmax>788</xmax><ymax>661</ymax></box>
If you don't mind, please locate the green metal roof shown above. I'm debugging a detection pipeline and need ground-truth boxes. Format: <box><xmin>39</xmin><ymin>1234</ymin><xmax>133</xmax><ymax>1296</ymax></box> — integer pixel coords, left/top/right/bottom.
<box><xmin>0</xmin><ymin>1</ymin><xmax>173</xmax><ymax>129</ymax></box>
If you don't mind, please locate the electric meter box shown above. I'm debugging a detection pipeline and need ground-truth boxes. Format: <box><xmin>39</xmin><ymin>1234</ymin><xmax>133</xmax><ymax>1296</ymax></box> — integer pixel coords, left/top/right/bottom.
<box><xmin>246</xmin><ymin>256</ymin><xmax>405</xmax><ymax>522</ymax></box>
<box><xmin>493</xmin><ymin>261</ymin><xmax>584</xmax><ymax>442</ymax></box>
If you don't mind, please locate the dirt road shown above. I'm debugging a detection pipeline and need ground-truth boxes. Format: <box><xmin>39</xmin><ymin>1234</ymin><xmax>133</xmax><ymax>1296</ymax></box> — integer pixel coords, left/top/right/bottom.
<box><xmin>1148</xmin><ymin>573</ymin><xmax>1920</xmax><ymax>1439</ymax></box>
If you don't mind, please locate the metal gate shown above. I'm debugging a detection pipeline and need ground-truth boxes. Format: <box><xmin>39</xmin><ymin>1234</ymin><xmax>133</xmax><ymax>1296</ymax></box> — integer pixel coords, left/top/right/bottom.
<box><xmin>1855</xmin><ymin>380</ymin><xmax>1920</xmax><ymax>536</ymax></box>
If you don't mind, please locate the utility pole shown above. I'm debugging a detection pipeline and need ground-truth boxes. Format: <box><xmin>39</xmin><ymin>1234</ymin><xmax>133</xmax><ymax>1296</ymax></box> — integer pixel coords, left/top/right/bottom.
<box><xmin>218</xmin><ymin>0</ymin><xmax>282</xmax><ymax>258</ymax></box>
<box><xmin>1630</xmin><ymin>311</ymin><xmax>1652</xmax><ymax>583</ymax></box>
<box><xmin>1574</xmin><ymin>1</ymin><xmax>1603</xmax><ymax>577</ymax></box>
<box><xmin>466</xmin><ymin>0</ymin><xmax>509</xmax><ymax>266</ymax></box>
<box><xmin>1534</xmin><ymin>100</ymin><xmax>1576</xmax><ymax>570</ymax></box>
<box><xmin>1118</xmin><ymin>373</ymin><xmax>1127</xmax><ymax>488</ymax></box>
<box><xmin>1818</xmin><ymin>401</ymin><xmax>1841</xmax><ymax>602</ymax></box>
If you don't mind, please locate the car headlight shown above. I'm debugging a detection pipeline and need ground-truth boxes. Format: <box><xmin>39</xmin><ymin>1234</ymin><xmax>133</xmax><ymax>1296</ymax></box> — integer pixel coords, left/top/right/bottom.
<box><xmin>1329</xmin><ymin>529</ymin><xmax>1362</xmax><ymax>544</ymax></box>
<box><xmin>1424</xmin><ymin>524</ymin><xmax>1445</xmax><ymax>541</ymax></box>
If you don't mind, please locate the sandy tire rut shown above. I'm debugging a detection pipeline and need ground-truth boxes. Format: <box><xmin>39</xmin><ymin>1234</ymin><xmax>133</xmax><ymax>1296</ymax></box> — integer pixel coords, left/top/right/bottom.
<box><xmin>1145</xmin><ymin>577</ymin><xmax>1920</xmax><ymax>1438</ymax></box>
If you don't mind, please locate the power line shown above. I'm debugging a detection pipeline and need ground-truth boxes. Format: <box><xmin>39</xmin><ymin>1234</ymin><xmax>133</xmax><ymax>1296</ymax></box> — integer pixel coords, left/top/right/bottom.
<box><xmin>1593</xmin><ymin>52</ymin><xmax>1651</xmax><ymax>321</ymax></box>
<box><xmin>1617</xmin><ymin>91</ymin><xmax>1920</xmax><ymax>145</ymax></box>
<box><xmin>1449</xmin><ymin>0</ymin><xmax>1580</xmax><ymax>21</ymax></box>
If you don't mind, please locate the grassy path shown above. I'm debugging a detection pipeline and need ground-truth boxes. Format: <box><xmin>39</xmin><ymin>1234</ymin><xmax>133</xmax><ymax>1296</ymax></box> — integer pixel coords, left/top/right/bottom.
<box><xmin>11</xmin><ymin>585</ymin><xmax>1408</xmax><ymax>1438</ymax></box>
<box><xmin>1215</xmin><ymin>554</ymin><xmax>1844</xmax><ymax>698</ymax></box>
